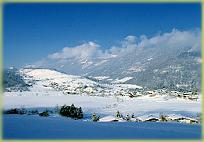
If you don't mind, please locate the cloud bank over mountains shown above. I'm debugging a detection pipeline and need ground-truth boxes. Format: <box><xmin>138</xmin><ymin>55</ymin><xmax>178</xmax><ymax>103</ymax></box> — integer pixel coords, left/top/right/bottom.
<box><xmin>32</xmin><ymin>28</ymin><xmax>201</xmax><ymax>69</ymax></box>
<box><xmin>24</xmin><ymin>28</ymin><xmax>201</xmax><ymax>91</ymax></box>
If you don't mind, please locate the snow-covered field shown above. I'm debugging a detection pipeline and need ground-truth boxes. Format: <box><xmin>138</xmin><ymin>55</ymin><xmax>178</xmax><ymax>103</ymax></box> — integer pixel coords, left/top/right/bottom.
<box><xmin>3</xmin><ymin>68</ymin><xmax>202</xmax><ymax>139</ymax></box>
<box><xmin>4</xmin><ymin>68</ymin><xmax>201</xmax><ymax>117</ymax></box>
<box><xmin>3</xmin><ymin>93</ymin><xmax>201</xmax><ymax>118</ymax></box>
<box><xmin>3</xmin><ymin>115</ymin><xmax>201</xmax><ymax>139</ymax></box>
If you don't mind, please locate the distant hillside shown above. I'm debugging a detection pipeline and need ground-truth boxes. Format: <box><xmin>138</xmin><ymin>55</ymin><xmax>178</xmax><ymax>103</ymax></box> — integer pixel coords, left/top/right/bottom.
<box><xmin>3</xmin><ymin>67</ymin><xmax>30</xmax><ymax>92</ymax></box>
<box><xmin>34</xmin><ymin>46</ymin><xmax>201</xmax><ymax>92</ymax></box>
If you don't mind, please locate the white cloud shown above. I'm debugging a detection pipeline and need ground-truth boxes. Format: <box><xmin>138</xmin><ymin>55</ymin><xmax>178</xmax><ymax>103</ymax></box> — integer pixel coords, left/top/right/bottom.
<box><xmin>35</xmin><ymin>28</ymin><xmax>201</xmax><ymax>67</ymax></box>
<box><xmin>137</xmin><ymin>28</ymin><xmax>201</xmax><ymax>50</ymax></box>
<box><xmin>48</xmin><ymin>41</ymin><xmax>100</xmax><ymax>60</ymax></box>
<box><xmin>124</xmin><ymin>35</ymin><xmax>137</xmax><ymax>43</ymax></box>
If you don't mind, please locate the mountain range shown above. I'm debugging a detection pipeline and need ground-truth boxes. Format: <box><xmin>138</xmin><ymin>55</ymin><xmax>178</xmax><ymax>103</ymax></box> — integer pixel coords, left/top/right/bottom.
<box><xmin>4</xmin><ymin>29</ymin><xmax>202</xmax><ymax>92</ymax></box>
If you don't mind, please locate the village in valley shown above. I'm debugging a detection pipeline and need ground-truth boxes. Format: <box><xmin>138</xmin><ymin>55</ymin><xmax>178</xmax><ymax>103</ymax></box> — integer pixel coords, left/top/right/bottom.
<box><xmin>4</xmin><ymin>68</ymin><xmax>201</xmax><ymax>125</ymax></box>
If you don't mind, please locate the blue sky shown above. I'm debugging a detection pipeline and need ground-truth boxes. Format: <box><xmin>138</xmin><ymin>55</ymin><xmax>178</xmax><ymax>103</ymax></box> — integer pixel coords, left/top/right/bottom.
<box><xmin>3</xmin><ymin>3</ymin><xmax>201</xmax><ymax>68</ymax></box>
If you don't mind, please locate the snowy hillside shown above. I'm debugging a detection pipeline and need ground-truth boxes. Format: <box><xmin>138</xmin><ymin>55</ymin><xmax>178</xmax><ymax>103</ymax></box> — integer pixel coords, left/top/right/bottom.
<box><xmin>3</xmin><ymin>68</ymin><xmax>201</xmax><ymax>124</ymax></box>
<box><xmin>20</xmin><ymin>68</ymin><xmax>97</xmax><ymax>94</ymax></box>
<box><xmin>3</xmin><ymin>67</ymin><xmax>30</xmax><ymax>92</ymax></box>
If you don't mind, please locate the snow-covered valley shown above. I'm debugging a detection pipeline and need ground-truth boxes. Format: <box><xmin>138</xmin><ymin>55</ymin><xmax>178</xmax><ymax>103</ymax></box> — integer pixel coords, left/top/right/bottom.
<box><xmin>3</xmin><ymin>68</ymin><xmax>202</xmax><ymax>139</ymax></box>
<box><xmin>3</xmin><ymin>68</ymin><xmax>201</xmax><ymax>121</ymax></box>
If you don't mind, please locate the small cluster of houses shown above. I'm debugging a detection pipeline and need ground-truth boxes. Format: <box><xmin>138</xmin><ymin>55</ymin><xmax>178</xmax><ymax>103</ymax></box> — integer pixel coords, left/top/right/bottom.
<box><xmin>144</xmin><ymin>89</ymin><xmax>199</xmax><ymax>101</ymax></box>
<box><xmin>170</xmin><ymin>91</ymin><xmax>199</xmax><ymax>101</ymax></box>
<box><xmin>49</xmin><ymin>82</ymin><xmax>97</xmax><ymax>95</ymax></box>
<box><xmin>46</xmin><ymin>80</ymin><xmax>142</xmax><ymax>97</ymax></box>
<box><xmin>45</xmin><ymin>80</ymin><xmax>199</xmax><ymax>102</ymax></box>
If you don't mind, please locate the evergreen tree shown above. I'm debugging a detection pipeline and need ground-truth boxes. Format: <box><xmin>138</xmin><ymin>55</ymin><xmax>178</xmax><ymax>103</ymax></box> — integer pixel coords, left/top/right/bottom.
<box><xmin>39</xmin><ymin>110</ymin><xmax>49</xmax><ymax>117</ymax></box>
<box><xmin>131</xmin><ymin>113</ymin><xmax>135</xmax><ymax>118</ymax></box>
<box><xmin>92</xmin><ymin>113</ymin><xmax>100</xmax><ymax>122</ymax></box>
<box><xmin>78</xmin><ymin>107</ymin><xmax>83</xmax><ymax>119</ymax></box>
<box><xmin>160</xmin><ymin>114</ymin><xmax>167</xmax><ymax>122</ymax></box>
<box><xmin>116</xmin><ymin>111</ymin><xmax>121</xmax><ymax>118</ymax></box>
<box><xmin>59</xmin><ymin>104</ymin><xmax>84</xmax><ymax>119</ymax></box>
<box><xmin>126</xmin><ymin>114</ymin><xmax>131</xmax><ymax>121</ymax></box>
